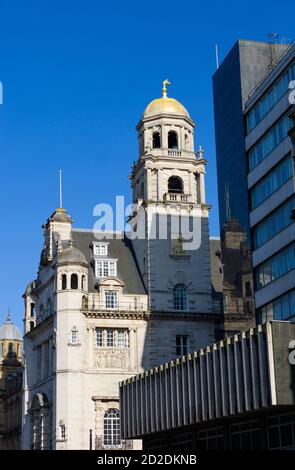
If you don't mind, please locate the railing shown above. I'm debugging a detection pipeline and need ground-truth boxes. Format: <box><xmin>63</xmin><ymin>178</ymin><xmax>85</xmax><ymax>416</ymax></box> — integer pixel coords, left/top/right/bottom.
<box><xmin>168</xmin><ymin>149</ymin><xmax>182</xmax><ymax>157</ymax></box>
<box><xmin>95</xmin><ymin>436</ymin><xmax>133</xmax><ymax>450</ymax></box>
<box><xmin>164</xmin><ymin>193</ymin><xmax>191</xmax><ymax>203</ymax></box>
<box><xmin>82</xmin><ymin>295</ymin><xmax>148</xmax><ymax>313</ymax></box>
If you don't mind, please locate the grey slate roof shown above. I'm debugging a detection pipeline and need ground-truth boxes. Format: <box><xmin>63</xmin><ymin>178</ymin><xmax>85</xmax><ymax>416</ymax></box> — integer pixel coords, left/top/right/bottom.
<box><xmin>58</xmin><ymin>245</ymin><xmax>88</xmax><ymax>265</ymax></box>
<box><xmin>72</xmin><ymin>229</ymin><xmax>146</xmax><ymax>295</ymax></box>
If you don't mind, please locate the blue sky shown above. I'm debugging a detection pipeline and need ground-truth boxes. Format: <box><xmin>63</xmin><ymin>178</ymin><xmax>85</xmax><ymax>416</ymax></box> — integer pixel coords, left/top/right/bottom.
<box><xmin>0</xmin><ymin>0</ymin><xmax>293</xmax><ymax>330</ymax></box>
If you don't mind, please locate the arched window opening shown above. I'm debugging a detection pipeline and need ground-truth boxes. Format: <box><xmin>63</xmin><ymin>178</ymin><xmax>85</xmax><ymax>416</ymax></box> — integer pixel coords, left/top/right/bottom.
<box><xmin>62</xmin><ymin>274</ymin><xmax>67</xmax><ymax>290</ymax></box>
<box><xmin>173</xmin><ymin>284</ymin><xmax>188</xmax><ymax>311</ymax></box>
<box><xmin>168</xmin><ymin>176</ymin><xmax>183</xmax><ymax>194</ymax></box>
<box><xmin>30</xmin><ymin>393</ymin><xmax>52</xmax><ymax>450</ymax></box>
<box><xmin>71</xmin><ymin>274</ymin><xmax>78</xmax><ymax>290</ymax></box>
<box><xmin>168</xmin><ymin>131</ymin><xmax>178</xmax><ymax>149</ymax></box>
<box><xmin>104</xmin><ymin>408</ymin><xmax>121</xmax><ymax>448</ymax></box>
<box><xmin>152</xmin><ymin>131</ymin><xmax>161</xmax><ymax>148</ymax></box>
<box><xmin>82</xmin><ymin>275</ymin><xmax>86</xmax><ymax>291</ymax></box>
<box><xmin>8</xmin><ymin>343</ymin><xmax>13</xmax><ymax>356</ymax></box>
<box><xmin>30</xmin><ymin>303</ymin><xmax>35</xmax><ymax>317</ymax></box>
<box><xmin>30</xmin><ymin>321</ymin><xmax>34</xmax><ymax>331</ymax></box>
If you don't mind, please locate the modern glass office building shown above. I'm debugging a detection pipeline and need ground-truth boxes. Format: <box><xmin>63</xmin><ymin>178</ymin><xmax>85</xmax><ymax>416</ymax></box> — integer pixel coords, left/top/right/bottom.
<box><xmin>244</xmin><ymin>42</ymin><xmax>295</xmax><ymax>323</ymax></box>
<box><xmin>213</xmin><ymin>40</ymin><xmax>288</xmax><ymax>239</ymax></box>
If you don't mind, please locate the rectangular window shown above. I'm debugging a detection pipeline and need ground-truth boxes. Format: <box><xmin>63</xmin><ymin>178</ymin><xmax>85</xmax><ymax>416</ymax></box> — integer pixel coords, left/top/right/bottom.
<box><xmin>254</xmin><ymin>242</ymin><xmax>295</xmax><ymax>290</ymax></box>
<box><xmin>96</xmin><ymin>329</ymin><xmax>103</xmax><ymax>347</ymax></box>
<box><xmin>253</xmin><ymin>197</ymin><xmax>295</xmax><ymax>249</ymax></box>
<box><xmin>71</xmin><ymin>330</ymin><xmax>78</xmax><ymax>344</ymax></box>
<box><xmin>107</xmin><ymin>330</ymin><xmax>114</xmax><ymax>347</ymax></box>
<box><xmin>96</xmin><ymin>328</ymin><xmax>128</xmax><ymax>348</ymax></box>
<box><xmin>95</xmin><ymin>260</ymin><xmax>117</xmax><ymax>278</ymax></box>
<box><xmin>257</xmin><ymin>289</ymin><xmax>295</xmax><ymax>323</ymax></box>
<box><xmin>250</xmin><ymin>154</ymin><xmax>292</xmax><ymax>210</ymax></box>
<box><xmin>105</xmin><ymin>291</ymin><xmax>118</xmax><ymax>309</ymax></box>
<box><xmin>117</xmin><ymin>330</ymin><xmax>127</xmax><ymax>349</ymax></box>
<box><xmin>246</xmin><ymin>60</ymin><xmax>295</xmax><ymax>134</ymax></box>
<box><xmin>93</xmin><ymin>243</ymin><xmax>108</xmax><ymax>256</ymax></box>
<box><xmin>248</xmin><ymin>117</ymin><xmax>291</xmax><ymax>171</ymax></box>
<box><xmin>176</xmin><ymin>335</ymin><xmax>189</xmax><ymax>356</ymax></box>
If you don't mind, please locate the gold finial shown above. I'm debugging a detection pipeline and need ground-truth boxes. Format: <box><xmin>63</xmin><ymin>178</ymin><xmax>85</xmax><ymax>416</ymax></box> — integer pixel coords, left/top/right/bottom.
<box><xmin>162</xmin><ymin>79</ymin><xmax>171</xmax><ymax>97</ymax></box>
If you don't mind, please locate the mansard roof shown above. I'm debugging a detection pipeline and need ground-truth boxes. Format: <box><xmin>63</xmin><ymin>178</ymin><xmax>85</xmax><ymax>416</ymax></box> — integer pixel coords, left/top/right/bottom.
<box><xmin>71</xmin><ymin>229</ymin><xmax>146</xmax><ymax>295</ymax></box>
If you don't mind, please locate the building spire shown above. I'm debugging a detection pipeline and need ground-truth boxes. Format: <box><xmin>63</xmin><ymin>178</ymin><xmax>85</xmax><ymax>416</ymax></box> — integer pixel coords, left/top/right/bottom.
<box><xmin>6</xmin><ymin>309</ymin><xmax>11</xmax><ymax>323</ymax></box>
<box><xmin>162</xmin><ymin>79</ymin><xmax>171</xmax><ymax>98</ymax></box>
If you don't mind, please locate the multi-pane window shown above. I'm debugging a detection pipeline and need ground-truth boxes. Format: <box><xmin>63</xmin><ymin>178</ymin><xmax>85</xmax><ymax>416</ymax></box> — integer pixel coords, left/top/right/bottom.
<box><xmin>95</xmin><ymin>260</ymin><xmax>117</xmax><ymax>278</ymax></box>
<box><xmin>176</xmin><ymin>335</ymin><xmax>189</xmax><ymax>356</ymax></box>
<box><xmin>254</xmin><ymin>242</ymin><xmax>295</xmax><ymax>290</ymax></box>
<box><xmin>105</xmin><ymin>291</ymin><xmax>118</xmax><ymax>309</ymax></box>
<box><xmin>118</xmin><ymin>330</ymin><xmax>127</xmax><ymax>349</ymax></box>
<box><xmin>257</xmin><ymin>288</ymin><xmax>295</xmax><ymax>323</ymax></box>
<box><xmin>268</xmin><ymin>413</ymin><xmax>295</xmax><ymax>449</ymax></box>
<box><xmin>71</xmin><ymin>330</ymin><xmax>78</xmax><ymax>344</ymax></box>
<box><xmin>96</xmin><ymin>328</ymin><xmax>128</xmax><ymax>348</ymax></box>
<box><xmin>104</xmin><ymin>408</ymin><xmax>121</xmax><ymax>448</ymax></box>
<box><xmin>250</xmin><ymin>154</ymin><xmax>293</xmax><ymax>210</ymax></box>
<box><xmin>173</xmin><ymin>284</ymin><xmax>188</xmax><ymax>311</ymax></box>
<box><xmin>96</xmin><ymin>329</ymin><xmax>103</xmax><ymax>347</ymax></box>
<box><xmin>93</xmin><ymin>243</ymin><xmax>108</xmax><ymax>256</ymax></box>
<box><xmin>246</xmin><ymin>61</ymin><xmax>295</xmax><ymax>133</ymax></box>
<box><xmin>107</xmin><ymin>330</ymin><xmax>114</xmax><ymax>347</ymax></box>
<box><xmin>253</xmin><ymin>196</ymin><xmax>295</xmax><ymax>249</ymax></box>
<box><xmin>248</xmin><ymin>116</ymin><xmax>292</xmax><ymax>170</ymax></box>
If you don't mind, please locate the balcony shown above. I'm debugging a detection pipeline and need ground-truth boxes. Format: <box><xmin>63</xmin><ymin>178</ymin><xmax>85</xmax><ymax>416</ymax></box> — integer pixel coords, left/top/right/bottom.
<box><xmin>82</xmin><ymin>294</ymin><xmax>148</xmax><ymax>314</ymax></box>
<box><xmin>95</xmin><ymin>436</ymin><xmax>133</xmax><ymax>450</ymax></box>
<box><xmin>164</xmin><ymin>192</ymin><xmax>192</xmax><ymax>203</ymax></box>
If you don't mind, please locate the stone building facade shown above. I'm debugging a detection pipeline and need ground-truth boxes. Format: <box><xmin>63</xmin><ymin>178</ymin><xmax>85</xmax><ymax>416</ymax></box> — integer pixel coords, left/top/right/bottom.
<box><xmin>22</xmin><ymin>83</ymin><xmax>223</xmax><ymax>450</ymax></box>
<box><xmin>0</xmin><ymin>314</ymin><xmax>23</xmax><ymax>450</ymax></box>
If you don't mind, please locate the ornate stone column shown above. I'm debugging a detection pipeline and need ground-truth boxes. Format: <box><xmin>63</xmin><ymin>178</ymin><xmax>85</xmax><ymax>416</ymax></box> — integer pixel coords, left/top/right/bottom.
<box><xmin>157</xmin><ymin>168</ymin><xmax>162</xmax><ymax>200</ymax></box>
<box><xmin>199</xmin><ymin>171</ymin><xmax>206</xmax><ymax>204</ymax></box>
<box><xmin>161</xmin><ymin>125</ymin><xmax>168</xmax><ymax>149</ymax></box>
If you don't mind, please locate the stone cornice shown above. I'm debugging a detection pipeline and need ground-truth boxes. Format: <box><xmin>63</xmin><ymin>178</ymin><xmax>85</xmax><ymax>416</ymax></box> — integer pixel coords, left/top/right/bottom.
<box><xmin>82</xmin><ymin>310</ymin><xmax>150</xmax><ymax>320</ymax></box>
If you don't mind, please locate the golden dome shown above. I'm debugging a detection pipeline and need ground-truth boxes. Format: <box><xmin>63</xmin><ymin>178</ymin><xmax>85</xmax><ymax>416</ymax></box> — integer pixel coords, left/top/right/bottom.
<box><xmin>142</xmin><ymin>80</ymin><xmax>190</xmax><ymax>119</ymax></box>
<box><xmin>143</xmin><ymin>97</ymin><xmax>190</xmax><ymax>119</ymax></box>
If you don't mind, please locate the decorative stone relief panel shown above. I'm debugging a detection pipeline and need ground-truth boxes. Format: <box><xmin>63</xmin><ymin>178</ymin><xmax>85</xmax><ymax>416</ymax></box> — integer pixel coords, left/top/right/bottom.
<box><xmin>94</xmin><ymin>348</ymin><xmax>129</xmax><ymax>369</ymax></box>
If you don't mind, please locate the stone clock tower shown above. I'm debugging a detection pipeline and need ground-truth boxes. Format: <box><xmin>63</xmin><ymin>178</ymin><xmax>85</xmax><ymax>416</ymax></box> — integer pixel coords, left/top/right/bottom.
<box><xmin>129</xmin><ymin>81</ymin><xmax>213</xmax><ymax>316</ymax></box>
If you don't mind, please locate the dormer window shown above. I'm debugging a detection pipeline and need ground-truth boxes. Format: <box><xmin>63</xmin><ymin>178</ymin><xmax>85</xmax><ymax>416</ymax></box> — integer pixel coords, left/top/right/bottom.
<box><xmin>93</xmin><ymin>243</ymin><xmax>108</xmax><ymax>256</ymax></box>
<box><xmin>95</xmin><ymin>260</ymin><xmax>117</xmax><ymax>278</ymax></box>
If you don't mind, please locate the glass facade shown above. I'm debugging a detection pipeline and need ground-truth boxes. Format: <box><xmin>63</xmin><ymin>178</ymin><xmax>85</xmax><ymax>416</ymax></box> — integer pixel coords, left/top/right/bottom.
<box><xmin>248</xmin><ymin>116</ymin><xmax>291</xmax><ymax>171</ymax></box>
<box><xmin>250</xmin><ymin>153</ymin><xmax>293</xmax><ymax>210</ymax></box>
<box><xmin>213</xmin><ymin>42</ymin><xmax>252</xmax><ymax>238</ymax></box>
<box><xmin>254</xmin><ymin>242</ymin><xmax>295</xmax><ymax>290</ymax></box>
<box><xmin>253</xmin><ymin>196</ymin><xmax>295</xmax><ymax>249</ymax></box>
<box><xmin>246</xmin><ymin>61</ymin><xmax>295</xmax><ymax>133</ymax></box>
<box><xmin>257</xmin><ymin>288</ymin><xmax>295</xmax><ymax>322</ymax></box>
